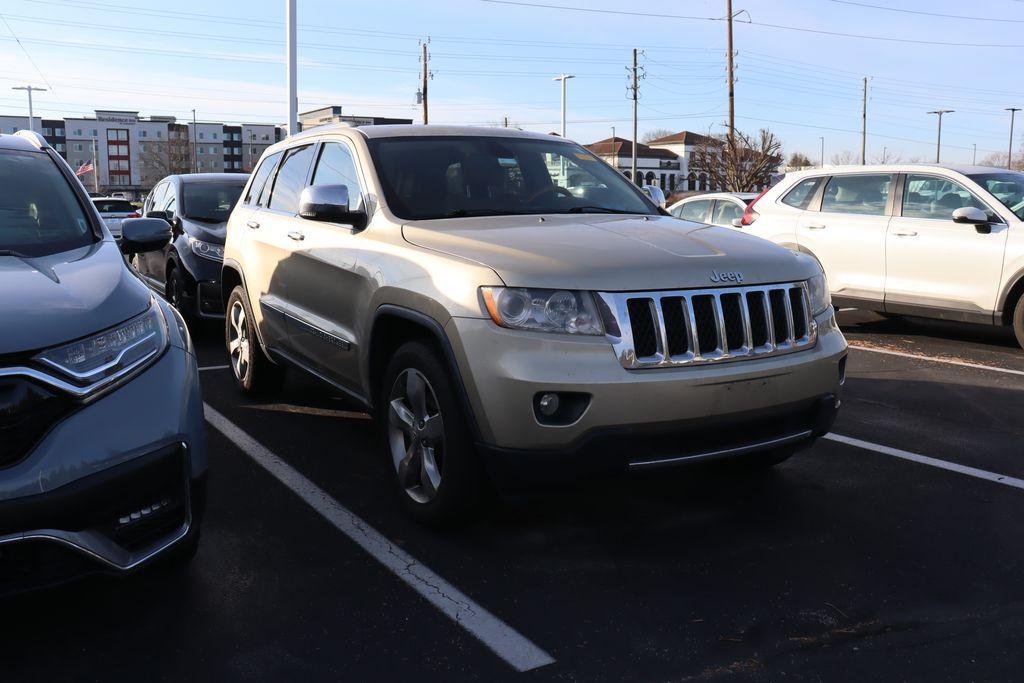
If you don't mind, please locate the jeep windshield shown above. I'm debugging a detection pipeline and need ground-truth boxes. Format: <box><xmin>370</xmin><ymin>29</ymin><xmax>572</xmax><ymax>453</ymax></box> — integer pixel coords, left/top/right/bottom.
<box><xmin>182</xmin><ymin>180</ymin><xmax>246</xmax><ymax>223</ymax></box>
<box><xmin>0</xmin><ymin>149</ymin><xmax>96</xmax><ymax>258</ymax></box>
<box><xmin>367</xmin><ymin>135</ymin><xmax>658</xmax><ymax>221</ymax></box>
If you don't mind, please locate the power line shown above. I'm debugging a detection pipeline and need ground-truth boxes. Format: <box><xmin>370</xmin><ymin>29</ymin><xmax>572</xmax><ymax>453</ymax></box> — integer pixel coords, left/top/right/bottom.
<box><xmin>0</xmin><ymin>11</ymin><xmax>59</xmax><ymax>102</ymax></box>
<box><xmin>829</xmin><ymin>0</ymin><xmax>1024</xmax><ymax>23</ymax></box>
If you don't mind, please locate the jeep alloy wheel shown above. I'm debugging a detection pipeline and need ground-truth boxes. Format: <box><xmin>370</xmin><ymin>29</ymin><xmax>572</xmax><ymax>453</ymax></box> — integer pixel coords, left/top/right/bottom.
<box><xmin>228</xmin><ymin>299</ymin><xmax>250</xmax><ymax>382</ymax></box>
<box><xmin>388</xmin><ymin>369</ymin><xmax>445</xmax><ymax>504</ymax></box>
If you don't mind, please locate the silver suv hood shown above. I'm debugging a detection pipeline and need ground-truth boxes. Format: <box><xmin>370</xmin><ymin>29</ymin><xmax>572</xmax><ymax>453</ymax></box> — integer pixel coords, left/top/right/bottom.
<box><xmin>403</xmin><ymin>214</ymin><xmax>817</xmax><ymax>291</ymax></box>
<box><xmin>0</xmin><ymin>241</ymin><xmax>152</xmax><ymax>355</ymax></box>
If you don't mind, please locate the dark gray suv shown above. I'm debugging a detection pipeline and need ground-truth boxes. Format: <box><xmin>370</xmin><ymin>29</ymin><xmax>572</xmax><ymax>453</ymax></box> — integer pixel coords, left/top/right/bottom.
<box><xmin>0</xmin><ymin>131</ymin><xmax>207</xmax><ymax>593</ymax></box>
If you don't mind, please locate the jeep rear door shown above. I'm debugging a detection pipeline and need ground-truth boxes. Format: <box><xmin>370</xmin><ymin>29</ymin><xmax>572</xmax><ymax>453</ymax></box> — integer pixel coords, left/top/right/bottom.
<box><xmin>798</xmin><ymin>173</ymin><xmax>893</xmax><ymax>307</ymax></box>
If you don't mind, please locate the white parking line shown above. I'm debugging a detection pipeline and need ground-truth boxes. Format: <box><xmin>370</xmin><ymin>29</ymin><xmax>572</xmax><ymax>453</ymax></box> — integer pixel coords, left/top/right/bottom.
<box><xmin>826</xmin><ymin>433</ymin><xmax>1024</xmax><ymax>491</ymax></box>
<box><xmin>849</xmin><ymin>343</ymin><xmax>1024</xmax><ymax>378</ymax></box>
<box><xmin>203</xmin><ymin>403</ymin><xmax>555</xmax><ymax>673</ymax></box>
<box><xmin>198</xmin><ymin>364</ymin><xmax>230</xmax><ymax>372</ymax></box>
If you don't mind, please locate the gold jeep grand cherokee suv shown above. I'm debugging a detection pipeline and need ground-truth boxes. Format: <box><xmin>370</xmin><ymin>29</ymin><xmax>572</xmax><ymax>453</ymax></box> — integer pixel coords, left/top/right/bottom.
<box><xmin>221</xmin><ymin>124</ymin><xmax>847</xmax><ymax>523</ymax></box>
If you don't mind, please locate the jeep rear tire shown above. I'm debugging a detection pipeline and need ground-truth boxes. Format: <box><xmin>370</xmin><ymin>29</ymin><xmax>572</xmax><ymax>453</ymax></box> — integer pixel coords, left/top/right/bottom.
<box><xmin>380</xmin><ymin>341</ymin><xmax>482</xmax><ymax>525</ymax></box>
<box><xmin>225</xmin><ymin>285</ymin><xmax>284</xmax><ymax>395</ymax></box>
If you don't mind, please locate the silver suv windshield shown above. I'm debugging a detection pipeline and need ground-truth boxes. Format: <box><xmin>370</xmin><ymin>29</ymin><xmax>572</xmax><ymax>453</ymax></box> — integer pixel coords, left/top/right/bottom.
<box><xmin>0</xmin><ymin>149</ymin><xmax>95</xmax><ymax>258</ymax></box>
<box><xmin>182</xmin><ymin>180</ymin><xmax>246</xmax><ymax>223</ymax></box>
<box><xmin>968</xmin><ymin>171</ymin><xmax>1024</xmax><ymax>220</ymax></box>
<box><xmin>367</xmin><ymin>135</ymin><xmax>658</xmax><ymax>220</ymax></box>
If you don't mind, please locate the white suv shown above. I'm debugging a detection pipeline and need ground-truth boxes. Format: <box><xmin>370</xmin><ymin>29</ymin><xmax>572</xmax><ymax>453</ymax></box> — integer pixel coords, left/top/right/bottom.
<box><xmin>741</xmin><ymin>164</ymin><xmax>1024</xmax><ymax>348</ymax></box>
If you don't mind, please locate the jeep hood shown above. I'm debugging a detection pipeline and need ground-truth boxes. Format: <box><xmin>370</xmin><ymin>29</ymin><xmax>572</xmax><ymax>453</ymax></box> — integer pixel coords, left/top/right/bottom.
<box><xmin>0</xmin><ymin>240</ymin><xmax>152</xmax><ymax>355</ymax></box>
<box><xmin>402</xmin><ymin>214</ymin><xmax>818</xmax><ymax>291</ymax></box>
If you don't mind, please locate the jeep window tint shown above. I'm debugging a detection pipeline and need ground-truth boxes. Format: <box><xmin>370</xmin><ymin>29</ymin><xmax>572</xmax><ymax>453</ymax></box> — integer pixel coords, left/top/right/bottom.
<box><xmin>246</xmin><ymin>151</ymin><xmax>283</xmax><ymax>206</ymax></box>
<box><xmin>367</xmin><ymin>136</ymin><xmax>656</xmax><ymax>220</ymax></box>
<box><xmin>782</xmin><ymin>177</ymin><xmax>823</xmax><ymax>209</ymax></box>
<box><xmin>820</xmin><ymin>174</ymin><xmax>891</xmax><ymax>216</ymax></box>
<box><xmin>0</xmin><ymin>149</ymin><xmax>95</xmax><ymax>257</ymax></box>
<box><xmin>902</xmin><ymin>174</ymin><xmax>991</xmax><ymax>220</ymax></box>
<box><xmin>267</xmin><ymin>145</ymin><xmax>314</xmax><ymax>214</ymax></box>
<box><xmin>312</xmin><ymin>142</ymin><xmax>364</xmax><ymax>212</ymax></box>
<box><xmin>677</xmin><ymin>199</ymin><xmax>710</xmax><ymax>222</ymax></box>
<box><xmin>968</xmin><ymin>171</ymin><xmax>1024</xmax><ymax>220</ymax></box>
<box><xmin>182</xmin><ymin>180</ymin><xmax>246</xmax><ymax>222</ymax></box>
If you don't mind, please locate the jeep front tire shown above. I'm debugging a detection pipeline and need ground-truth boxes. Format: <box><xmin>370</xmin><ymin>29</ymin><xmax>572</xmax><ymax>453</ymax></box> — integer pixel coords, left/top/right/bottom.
<box><xmin>225</xmin><ymin>285</ymin><xmax>284</xmax><ymax>394</ymax></box>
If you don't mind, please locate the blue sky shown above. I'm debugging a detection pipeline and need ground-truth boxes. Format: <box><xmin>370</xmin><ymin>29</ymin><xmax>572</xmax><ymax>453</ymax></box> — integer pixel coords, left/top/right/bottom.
<box><xmin>1</xmin><ymin>0</ymin><xmax>1020</xmax><ymax>163</ymax></box>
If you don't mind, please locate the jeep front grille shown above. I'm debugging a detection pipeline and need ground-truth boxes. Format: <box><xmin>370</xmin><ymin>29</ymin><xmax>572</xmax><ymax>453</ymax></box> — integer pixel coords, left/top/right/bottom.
<box><xmin>598</xmin><ymin>282</ymin><xmax>817</xmax><ymax>369</ymax></box>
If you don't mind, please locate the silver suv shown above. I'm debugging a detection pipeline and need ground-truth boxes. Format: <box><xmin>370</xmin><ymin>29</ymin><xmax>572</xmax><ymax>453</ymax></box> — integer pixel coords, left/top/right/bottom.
<box><xmin>222</xmin><ymin>125</ymin><xmax>847</xmax><ymax>523</ymax></box>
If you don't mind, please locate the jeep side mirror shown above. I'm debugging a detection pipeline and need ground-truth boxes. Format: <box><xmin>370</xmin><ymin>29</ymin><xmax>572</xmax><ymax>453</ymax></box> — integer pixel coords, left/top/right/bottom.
<box><xmin>120</xmin><ymin>217</ymin><xmax>172</xmax><ymax>254</ymax></box>
<box><xmin>952</xmin><ymin>206</ymin><xmax>992</xmax><ymax>234</ymax></box>
<box><xmin>299</xmin><ymin>184</ymin><xmax>367</xmax><ymax>229</ymax></box>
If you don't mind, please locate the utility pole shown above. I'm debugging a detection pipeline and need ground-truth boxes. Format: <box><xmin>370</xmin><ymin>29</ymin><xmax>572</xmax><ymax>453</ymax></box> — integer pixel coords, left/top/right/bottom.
<box><xmin>861</xmin><ymin>77</ymin><xmax>867</xmax><ymax>165</ymax></box>
<box><xmin>421</xmin><ymin>41</ymin><xmax>431</xmax><ymax>125</ymax></box>
<box><xmin>819</xmin><ymin>136</ymin><xmax>824</xmax><ymax>168</ymax></box>
<box><xmin>286</xmin><ymin>0</ymin><xmax>298</xmax><ymax>135</ymax></box>
<box><xmin>972</xmin><ymin>143</ymin><xmax>977</xmax><ymax>165</ymax></box>
<box><xmin>503</xmin><ymin>115</ymin><xmax>509</xmax><ymax>128</ymax></box>
<box><xmin>927</xmin><ymin>110</ymin><xmax>954</xmax><ymax>163</ymax></box>
<box><xmin>726</xmin><ymin>0</ymin><xmax>735</xmax><ymax>142</ymax></box>
<box><xmin>11</xmin><ymin>86</ymin><xmax>46</xmax><ymax>132</ymax></box>
<box><xmin>628</xmin><ymin>48</ymin><xmax>641</xmax><ymax>184</ymax></box>
<box><xmin>553</xmin><ymin>74</ymin><xmax>575</xmax><ymax>138</ymax></box>
<box><xmin>191</xmin><ymin>109</ymin><xmax>198</xmax><ymax>174</ymax></box>
<box><xmin>882</xmin><ymin>146</ymin><xmax>887</xmax><ymax>163</ymax></box>
<box><xmin>1006</xmin><ymin>108</ymin><xmax>1020</xmax><ymax>169</ymax></box>
<box><xmin>91</xmin><ymin>136</ymin><xmax>99</xmax><ymax>194</ymax></box>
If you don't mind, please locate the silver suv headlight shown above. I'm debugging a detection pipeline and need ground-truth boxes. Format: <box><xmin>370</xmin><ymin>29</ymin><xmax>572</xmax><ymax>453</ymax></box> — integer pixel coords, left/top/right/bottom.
<box><xmin>481</xmin><ymin>287</ymin><xmax>604</xmax><ymax>335</ymax></box>
<box><xmin>807</xmin><ymin>272</ymin><xmax>830</xmax><ymax>316</ymax></box>
<box><xmin>188</xmin><ymin>235</ymin><xmax>224</xmax><ymax>261</ymax></box>
<box><xmin>35</xmin><ymin>299</ymin><xmax>169</xmax><ymax>396</ymax></box>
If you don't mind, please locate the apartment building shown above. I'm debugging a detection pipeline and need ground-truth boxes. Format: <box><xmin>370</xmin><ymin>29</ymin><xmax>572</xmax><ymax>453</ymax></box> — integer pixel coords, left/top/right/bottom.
<box><xmin>0</xmin><ymin>115</ymin><xmax>66</xmax><ymax>157</ymax></box>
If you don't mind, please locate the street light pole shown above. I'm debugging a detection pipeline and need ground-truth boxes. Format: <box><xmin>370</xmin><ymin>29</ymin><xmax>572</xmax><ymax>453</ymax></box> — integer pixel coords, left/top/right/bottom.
<box><xmin>286</xmin><ymin>0</ymin><xmax>298</xmax><ymax>135</ymax></box>
<box><xmin>927</xmin><ymin>110</ymin><xmax>954</xmax><ymax>163</ymax></box>
<box><xmin>191</xmin><ymin>109</ymin><xmax>198</xmax><ymax>174</ymax></box>
<box><xmin>819</xmin><ymin>136</ymin><xmax>824</xmax><ymax>168</ymax></box>
<box><xmin>553</xmin><ymin>74</ymin><xmax>574</xmax><ymax>138</ymax></box>
<box><xmin>1006</xmin><ymin>107</ymin><xmax>1021</xmax><ymax>169</ymax></box>
<box><xmin>11</xmin><ymin>86</ymin><xmax>46</xmax><ymax>132</ymax></box>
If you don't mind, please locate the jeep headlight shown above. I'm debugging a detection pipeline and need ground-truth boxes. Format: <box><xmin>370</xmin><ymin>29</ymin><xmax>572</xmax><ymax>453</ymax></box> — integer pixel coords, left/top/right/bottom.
<box><xmin>35</xmin><ymin>299</ymin><xmax>169</xmax><ymax>395</ymax></box>
<box><xmin>807</xmin><ymin>272</ymin><xmax>830</xmax><ymax>316</ymax></box>
<box><xmin>481</xmin><ymin>287</ymin><xmax>604</xmax><ymax>335</ymax></box>
<box><xmin>188</xmin><ymin>235</ymin><xmax>224</xmax><ymax>261</ymax></box>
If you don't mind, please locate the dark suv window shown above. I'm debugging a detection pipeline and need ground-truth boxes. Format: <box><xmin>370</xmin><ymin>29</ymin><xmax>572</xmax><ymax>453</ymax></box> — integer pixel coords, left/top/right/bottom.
<box><xmin>245</xmin><ymin>151</ymin><xmax>282</xmax><ymax>206</ymax></box>
<box><xmin>268</xmin><ymin>145</ymin><xmax>314</xmax><ymax>214</ymax></box>
<box><xmin>93</xmin><ymin>199</ymin><xmax>135</xmax><ymax>213</ymax></box>
<box><xmin>0</xmin><ymin>149</ymin><xmax>95</xmax><ymax>257</ymax></box>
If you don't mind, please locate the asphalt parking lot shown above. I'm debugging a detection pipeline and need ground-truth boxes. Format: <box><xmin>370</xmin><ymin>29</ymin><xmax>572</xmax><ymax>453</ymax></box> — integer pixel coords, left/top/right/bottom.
<box><xmin>3</xmin><ymin>310</ymin><xmax>1023</xmax><ymax>681</ymax></box>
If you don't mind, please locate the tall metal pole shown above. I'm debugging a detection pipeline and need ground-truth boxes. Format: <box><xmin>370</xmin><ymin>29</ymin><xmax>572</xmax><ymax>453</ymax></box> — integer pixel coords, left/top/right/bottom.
<box><xmin>191</xmin><ymin>109</ymin><xmax>198</xmax><ymax>174</ymax></box>
<box><xmin>631</xmin><ymin>48</ymin><xmax>638</xmax><ymax>184</ymax></box>
<box><xmin>1006</xmin><ymin>108</ymin><xmax>1020</xmax><ymax>169</ymax></box>
<box><xmin>726</xmin><ymin>0</ymin><xmax>735</xmax><ymax>142</ymax></box>
<box><xmin>421</xmin><ymin>42</ymin><xmax>429</xmax><ymax>125</ymax></box>
<box><xmin>91</xmin><ymin>136</ymin><xmax>99</xmax><ymax>193</ymax></box>
<box><xmin>553</xmin><ymin>74</ymin><xmax>574</xmax><ymax>138</ymax></box>
<box><xmin>928</xmin><ymin>110</ymin><xmax>953</xmax><ymax>163</ymax></box>
<box><xmin>972</xmin><ymin>143</ymin><xmax>977</xmax><ymax>165</ymax></box>
<box><xmin>286</xmin><ymin>0</ymin><xmax>298</xmax><ymax>135</ymax></box>
<box><xmin>861</xmin><ymin>77</ymin><xmax>867</xmax><ymax>165</ymax></box>
<box><xmin>11</xmin><ymin>86</ymin><xmax>46</xmax><ymax>132</ymax></box>
<box><xmin>819</xmin><ymin>136</ymin><xmax>824</xmax><ymax>167</ymax></box>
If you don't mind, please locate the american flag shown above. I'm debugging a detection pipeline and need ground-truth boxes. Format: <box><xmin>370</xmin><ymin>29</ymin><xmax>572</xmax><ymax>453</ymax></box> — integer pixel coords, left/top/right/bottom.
<box><xmin>75</xmin><ymin>161</ymin><xmax>94</xmax><ymax>177</ymax></box>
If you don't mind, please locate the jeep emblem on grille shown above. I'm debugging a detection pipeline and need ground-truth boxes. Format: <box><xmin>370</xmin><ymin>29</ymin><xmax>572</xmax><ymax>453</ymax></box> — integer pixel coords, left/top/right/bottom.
<box><xmin>710</xmin><ymin>270</ymin><xmax>744</xmax><ymax>284</ymax></box>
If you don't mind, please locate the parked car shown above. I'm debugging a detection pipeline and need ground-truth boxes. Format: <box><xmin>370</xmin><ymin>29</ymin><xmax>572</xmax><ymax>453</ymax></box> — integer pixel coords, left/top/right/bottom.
<box><xmin>109</xmin><ymin>191</ymin><xmax>128</xmax><ymax>199</ymax></box>
<box><xmin>91</xmin><ymin>196</ymin><xmax>139</xmax><ymax>238</ymax></box>
<box><xmin>0</xmin><ymin>131</ymin><xmax>206</xmax><ymax>593</ymax></box>
<box><xmin>136</xmin><ymin>173</ymin><xmax>247</xmax><ymax>320</ymax></box>
<box><xmin>742</xmin><ymin>165</ymin><xmax>1024</xmax><ymax>349</ymax></box>
<box><xmin>221</xmin><ymin>124</ymin><xmax>846</xmax><ymax>524</ymax></box>
<box><xmin>669</xmin><ymin>192</ymin><xmax>760</xmax><ymax>226</ymax></box>
<box><xmin>641</xmin><ymin>184</ymin><xmax>666</xmax><ymax>207</ymax></box>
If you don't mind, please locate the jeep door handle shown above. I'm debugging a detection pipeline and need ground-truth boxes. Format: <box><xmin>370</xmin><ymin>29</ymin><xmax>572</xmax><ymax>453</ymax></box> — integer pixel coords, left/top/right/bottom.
<box><xmin>806</xmin><ymin>223</ymin><xmax>826</xmax><ymax>230</ymax></box>
<box><xmin>246</xmin><ymin>220</ymin><xmax>260</xmax><ymax>230</ymax></box>
<box><xmin>287</xmin><ymin>231</ymin><xmax>305</xmax><ymax>241</ymax></box>
<box><xmin>893</xmin><ymin>230</ymin><xmax>918</xmax><ymax>237</ymax></box>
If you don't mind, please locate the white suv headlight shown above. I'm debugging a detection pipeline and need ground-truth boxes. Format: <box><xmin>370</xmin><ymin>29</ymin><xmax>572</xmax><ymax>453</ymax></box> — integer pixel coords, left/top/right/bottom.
<box><xmin>35</xmin><ymin>300</ymin><xmax>169</xmax><ymax>395</ymax></box>
<box><xmin>807</xmin><ymin>272</ymin><xmax>830</xmax><ymax>316</ymax></box>
<box><xmin>189</xmin><ymin>235</ymin><xmax>224</xmax><ymax>261</ymax></box>
<box><xmin>481</xmin><ymin>287</ymin><xmax>604</xmax><ymax>335</ymax></box>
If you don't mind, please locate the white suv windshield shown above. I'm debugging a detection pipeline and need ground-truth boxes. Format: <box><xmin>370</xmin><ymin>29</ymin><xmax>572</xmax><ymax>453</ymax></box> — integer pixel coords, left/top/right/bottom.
<box><xmin>0</xmin><ymin>149</ymin><xmax>95</xmax><ymax>257</ymax></box>
<box><xmin>968</xmin><ymin>172</ymin><xmax>1024</xmax><ymax>220</ymax></box>
<box><xmin>367</xmin><ymin>136</ymin><xmax>657</xmax><ymax>220</ymax></box>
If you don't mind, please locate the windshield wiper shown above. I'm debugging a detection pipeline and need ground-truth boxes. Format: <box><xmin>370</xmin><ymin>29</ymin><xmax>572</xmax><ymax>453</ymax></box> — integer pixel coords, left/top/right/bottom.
<box><xmin>442</xmin><ymin>209</ymin><xmax>530</xmax><ymax>218</ymax></box>
<box><xmin>0</xmin><ymin>249</ymin><xmax>30</xmax><ymax>257</ymax></box>
<box><xmin>185</xmin><ymin>215</ymin><xmax>226</xmax><ymax>223</ymax></box>
<box><xmin>566</xmin><ymin>206</ymin><xmax>639</xmax><ymax>214</ymax></box>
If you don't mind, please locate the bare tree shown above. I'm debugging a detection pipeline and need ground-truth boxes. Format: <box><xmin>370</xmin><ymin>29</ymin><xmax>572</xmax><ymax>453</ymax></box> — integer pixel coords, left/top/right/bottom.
<box><xmin>138</xmin><ymin>141</ymin><xmax>171</xmax><ymax>189</ymax></box>
<box><xmin>689</xmin><ymin>127</ymin><xmax>782</xmax><ymax>192</ymax></box>
<box><xmin>787</xmin><ymin>152</ymin><xmax>813</xmax><ymax>169</ymax></box>
<box><xmin>641</xmin><ymin>128</ymin><xmax>675</xmax><ymax>144</ymax></box>
<box><xmin>979</xmin><ymin>148</ymin><xmax>1024</xmax><ymax>170</ymax></box>
<box><xmin>830</xmin><ymin>150</ymin><xmax>858</xmax><ymax>165</ymax></box>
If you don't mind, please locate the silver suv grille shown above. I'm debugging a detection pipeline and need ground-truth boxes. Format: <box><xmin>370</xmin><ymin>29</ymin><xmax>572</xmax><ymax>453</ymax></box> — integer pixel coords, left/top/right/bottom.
<box><xmin>597</xmin><ymin>282</ymin><xmax>817</xmax><ymax>369</ymax></box>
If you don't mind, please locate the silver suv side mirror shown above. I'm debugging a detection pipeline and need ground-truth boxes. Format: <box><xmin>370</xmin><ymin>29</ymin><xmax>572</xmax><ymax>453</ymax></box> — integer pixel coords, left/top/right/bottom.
<box><xmin>299</xmin><ymin>184</ymin><xmax>367</xmax><ymax>229</ymax></box>
<box><xmin>952</xmin><ymin>206</ymin><xmax>992</xmax><ymax>234</ymax></box>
